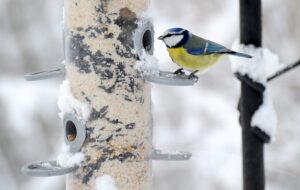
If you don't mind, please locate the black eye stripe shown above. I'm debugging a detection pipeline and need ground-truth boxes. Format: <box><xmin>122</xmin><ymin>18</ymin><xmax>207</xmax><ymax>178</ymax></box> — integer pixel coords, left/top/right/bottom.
<box><xmin>163</xmin><ymin>33</ymin><xmax>183</xmax><ymax>39</ymax></box>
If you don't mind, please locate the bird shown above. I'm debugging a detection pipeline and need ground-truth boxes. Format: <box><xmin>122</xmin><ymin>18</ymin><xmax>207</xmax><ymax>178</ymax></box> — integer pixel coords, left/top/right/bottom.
<box><xmin>158</xmin><ymin>27</ymin><xmax>252</xmax><ymax>79</ymax></box>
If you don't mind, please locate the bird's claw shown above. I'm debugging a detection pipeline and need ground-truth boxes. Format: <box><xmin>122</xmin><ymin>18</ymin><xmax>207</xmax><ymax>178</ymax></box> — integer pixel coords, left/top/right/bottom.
<box><xmin>188</xmin><ymin>70</ymin><xmax>199</xmax><ymax>80</ymax></box>
<box><xmin>188</xmin><ymin>73</ymin><xmax>198</xmax><ymax>80</ymax></box>
<box><xmin>173</xmin><ymin>68</ymin><xmax>185</xmax><ymax>75</ymax></box>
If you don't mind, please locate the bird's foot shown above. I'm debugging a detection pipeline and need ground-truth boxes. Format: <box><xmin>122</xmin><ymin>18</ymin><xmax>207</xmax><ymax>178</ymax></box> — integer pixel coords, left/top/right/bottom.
<box><xmin>173</xmin><ymin>68</ymin><xmax>185</xmax><ymax>75</ymax></box>
<box><xmin>188</xmin><ymin>70</ymin><xmax>199</xmax><ymax>80</ymax></box>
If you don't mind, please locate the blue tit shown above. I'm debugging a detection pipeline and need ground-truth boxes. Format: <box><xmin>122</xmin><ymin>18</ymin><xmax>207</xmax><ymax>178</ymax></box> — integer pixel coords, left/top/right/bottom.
<box><xmin>158</xmin><ymin>27</ymin><xmax>252</xmax><ymax>78</ymax></box>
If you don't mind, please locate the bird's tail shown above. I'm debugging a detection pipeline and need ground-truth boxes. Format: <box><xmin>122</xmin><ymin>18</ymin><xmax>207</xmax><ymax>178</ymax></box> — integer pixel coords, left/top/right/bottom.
<box><xmin>226</xmin><ymin>51</ymin><xmax>252</xmax><ymax>58</ymax></box>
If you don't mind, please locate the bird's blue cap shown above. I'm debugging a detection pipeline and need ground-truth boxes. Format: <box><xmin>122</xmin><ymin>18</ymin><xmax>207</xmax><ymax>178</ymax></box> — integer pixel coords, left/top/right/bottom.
<box><xmin>158</xmin><ymin>27</ymin><xmax>187</xmax><ymax>40</ymax></box>
<box><xmin>168</xmin><ymin>27</ymin><xmax>185</xmax><ymax>33</ymax></box>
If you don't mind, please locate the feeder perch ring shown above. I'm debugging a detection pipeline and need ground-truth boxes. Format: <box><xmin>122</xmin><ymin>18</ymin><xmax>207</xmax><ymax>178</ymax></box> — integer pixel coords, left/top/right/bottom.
<box><xmin>63</xmin><ymin>114</ymin><xmax>86</xmax><ymax>153</ymax></box>
<box><xmin>24</xmin><ymin>65</ymin><xmax>65</xmax><ymax>81</ymax></box>
<box><xmin>22</xmin><ymin>160</ymin><xmax>78</xmax><ymax>177</ymax></box>
<box><xmin>143</xmin><ymin>71</ymin><xmax>198</xmax><ymax>86</ymax></box>
<box><xmin>151</xmin><ymin>149</ymin><xmax>192</xmax><ymax>161</ymax></box>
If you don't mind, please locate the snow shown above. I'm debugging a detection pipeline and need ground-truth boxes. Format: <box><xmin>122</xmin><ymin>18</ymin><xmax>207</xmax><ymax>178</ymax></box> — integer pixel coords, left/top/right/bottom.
<box><xmin>229</xmin><ymin>42</ymin><xmax>279</xmax><ymax>140</ymax></box>
<box><xmin>0</xmin><ymin>77</ymin><xmax>59</xmax><ymax>136</ymax></box>
<box><xmin>139</xmin><ymin>1</ymin><xmax>153</xmax><ymax>20</ymax></box>
<box><xmin>155</xmin><ymin>150</ymin><xmax>182</xmax><ymax>155</ymax></box>
<box><xmin>2</xmin><ymin>1</ymin><xmax>300</xmax><ymax>190</ymax></box>
<box><xmin>0</xmin><ymin>148</ymin><xmax>18</xmax><ymax>190</ymax></box>
<box><xmin>23</xmin><ymin>177</ymin><xmax>64</xmax><ymax>190</ymax></box>
<box><xmin>56</xmin><ymin>144</ymin><xmax>85</xmax><ymax>167</ymax></box>
<box><xmin>135</xmin><ymin>50</ymin><xmax>159</xmax><ymax>76</ymax></box>
<box><xmin>230</xmin><ymin>41</ymin><xmax>284</xmax><ymax>84</ymax></box>
<box><xmin>41</xmin><ymin>162</ymin><xmax>52</xmax><ymax>168</ymax></box>
<box><xmin>251</xmin><ymin>90</ymin><xmax>277</xmax><ymax>141</ymax></box>
<box><xmin>152</xmin><ymin>84</ymin><xmax>242</xmax><ymax>190</ymax></box>
<box><xmin>95</xmin><ymin>175</ymin><xmax>118</xmax><ymax>190</ymax></box>
<box><xmin>57</xmin><ymin>80</ymin><xmax>91</xmax><ymax>120</ymax></box>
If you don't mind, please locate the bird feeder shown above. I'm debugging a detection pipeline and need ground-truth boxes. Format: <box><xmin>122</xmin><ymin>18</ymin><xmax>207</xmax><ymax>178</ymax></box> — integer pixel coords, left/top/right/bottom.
<box><xmin>22</xmin><ymin>0</ymin><xmax>194</xmax><ymax>189</ymax></box>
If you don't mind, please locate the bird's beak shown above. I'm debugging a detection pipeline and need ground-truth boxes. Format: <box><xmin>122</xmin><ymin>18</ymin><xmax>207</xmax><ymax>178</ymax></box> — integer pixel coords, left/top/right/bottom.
<box><xmin>158</xmin><ymin>36</ymin><xmax>164</xmax><ymax>40</ymax></box>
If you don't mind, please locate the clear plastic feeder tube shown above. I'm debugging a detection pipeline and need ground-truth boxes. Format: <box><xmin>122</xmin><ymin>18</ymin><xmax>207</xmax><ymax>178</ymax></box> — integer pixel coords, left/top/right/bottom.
<box><xmin>63</xmin><ymin>0</ymin><xmax>153</xmax><ymax>189</ymax></box>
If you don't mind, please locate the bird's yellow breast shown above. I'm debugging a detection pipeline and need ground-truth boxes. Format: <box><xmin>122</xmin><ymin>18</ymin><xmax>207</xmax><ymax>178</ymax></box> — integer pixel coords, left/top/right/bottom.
<box><xmin>167</xmin><ymin>47</ymin><xmax>223</xmax><ymax>71</ymax></box>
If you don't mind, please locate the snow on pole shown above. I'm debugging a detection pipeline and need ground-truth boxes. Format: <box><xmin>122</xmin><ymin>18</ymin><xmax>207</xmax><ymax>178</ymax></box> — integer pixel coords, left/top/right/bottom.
<box><xmin>230</xmin><ymin>43</ymin><xmax>279</xmax><ymax>141</ymax></box>
<box><xmin>63</xmin><ymin>0</ymin><xmax>153</xmax><ymax>189</ymax></box>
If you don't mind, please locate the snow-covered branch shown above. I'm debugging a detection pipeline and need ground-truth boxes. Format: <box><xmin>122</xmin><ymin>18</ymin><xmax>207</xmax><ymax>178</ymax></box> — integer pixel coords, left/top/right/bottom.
<box><xmin>267</xmin><ymin>59</ymin><xmax>300</xmax><ymax>81</ymax></box>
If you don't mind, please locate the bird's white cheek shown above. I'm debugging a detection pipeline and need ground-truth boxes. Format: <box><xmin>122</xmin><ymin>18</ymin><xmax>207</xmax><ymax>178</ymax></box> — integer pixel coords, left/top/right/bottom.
<box><xmin>163</xmin><ymin>35</ymin><xmax>184</xmax><ymax>47</ymax></box>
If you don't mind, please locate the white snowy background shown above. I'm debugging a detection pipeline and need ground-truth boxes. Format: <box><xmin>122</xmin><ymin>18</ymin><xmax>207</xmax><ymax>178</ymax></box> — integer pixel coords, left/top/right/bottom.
<box><xmin>0</xmin><ymin>0</ymin><xmax>300</xmax><ymax>190</ymax></box>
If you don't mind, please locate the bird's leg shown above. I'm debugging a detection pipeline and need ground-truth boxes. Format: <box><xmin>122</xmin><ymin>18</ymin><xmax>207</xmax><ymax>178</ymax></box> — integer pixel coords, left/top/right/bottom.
<box><xmin>173</xmin><ymin>68</ymin><xmax>185</xmax><ymax>75</ymax></box>
<box><xmin>188</xmin><ymin>70</ymin><xmax>199</xmax><ymax>79</ymax></box>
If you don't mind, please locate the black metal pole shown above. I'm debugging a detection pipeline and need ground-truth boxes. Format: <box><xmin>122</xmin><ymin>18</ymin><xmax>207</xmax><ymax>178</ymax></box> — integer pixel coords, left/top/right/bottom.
<box><xmin>240</xmin><ymin>0</ymin><xmax>262</xmax><ymax>47</ymax></box>
<box><xmin>239</xmin><ymin>0</ymin><xmax>265</xmax><ymax>190</ymax></box>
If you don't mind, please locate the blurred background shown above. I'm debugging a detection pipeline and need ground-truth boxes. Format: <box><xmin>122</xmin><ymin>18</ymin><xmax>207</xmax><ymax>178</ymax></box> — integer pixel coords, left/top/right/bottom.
<box><xmin>0</xmin><ymin>0</ymin><xmax>299</xmax><ymax>189</ymax></box>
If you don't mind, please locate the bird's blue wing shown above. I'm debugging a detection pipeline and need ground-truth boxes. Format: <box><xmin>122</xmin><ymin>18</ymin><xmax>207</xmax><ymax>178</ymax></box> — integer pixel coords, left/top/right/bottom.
<box><xmin>186</xmin><ymin>41</ymin><xmax>229</xmax><ymax>56</ymax></box>
<box><xmin>186</xmin><ymin>47</ymin><xmax>206</xmax><ymax>55</ymax></box>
